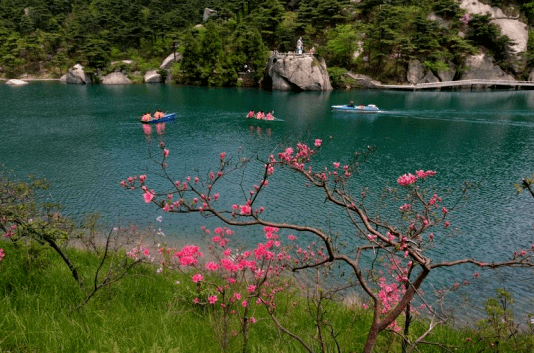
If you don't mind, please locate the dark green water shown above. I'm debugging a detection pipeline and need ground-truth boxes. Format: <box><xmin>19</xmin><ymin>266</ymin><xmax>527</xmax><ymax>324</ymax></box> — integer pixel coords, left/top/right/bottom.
<box><xmin>2</xmin><ymin>82</ymin><xmax>534</xmax><ymax>315</ymax></box>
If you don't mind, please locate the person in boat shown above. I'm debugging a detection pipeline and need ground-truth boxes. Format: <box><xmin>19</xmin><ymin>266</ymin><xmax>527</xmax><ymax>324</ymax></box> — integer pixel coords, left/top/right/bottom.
<box><xmin>348</xmin><ymin>101</ymin><xmax>355</xmax><ymax>108</ymax></box>
<box><xmin>246</xmin><ymin>110</ymin><xmax>255</xmax><ymax>118</ymax></box>
<box><xmin>256</xmin><ymin>111</ymin><xmax>265</xmax><ymax>120</ymax></box>
<box><xmin>154</xmin><ymin>110</ymin><xmax>165</xmax><ymax>119</ymax></box>
<box><xmin>266</xmin><ymin>111</ymin><xmax>274</xmax><ymax>120</ymax></box>
<box><xmin>141</xmin><ymin>112</ymin><xmax>152</xmax><ymax>122</ymax></box>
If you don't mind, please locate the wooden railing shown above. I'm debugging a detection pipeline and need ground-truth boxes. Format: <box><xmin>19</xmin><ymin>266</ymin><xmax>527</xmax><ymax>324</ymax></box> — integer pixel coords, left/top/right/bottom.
<box><xmin>379</xmin><ymin>79</ymin><xmax>534</xmax><ymax>90</ymax></box>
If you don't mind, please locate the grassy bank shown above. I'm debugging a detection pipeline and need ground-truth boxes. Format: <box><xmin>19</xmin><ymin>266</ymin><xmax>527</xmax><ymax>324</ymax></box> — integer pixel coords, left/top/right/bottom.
<box><xmin>1</xmin><ymin>241</ymin><xmax>531</xmax><ymax>353</ymax></box>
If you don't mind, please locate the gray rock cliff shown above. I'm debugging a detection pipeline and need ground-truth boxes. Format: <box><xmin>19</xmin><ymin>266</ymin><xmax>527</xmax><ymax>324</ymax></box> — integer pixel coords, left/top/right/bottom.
<box><xmin>265</xmin><ymin>53</ymin><xmax>332</xmax><ymax>91</ymax></box>
<box><xmin>460</xmin><ymin>54</ymin><xmax>515</xmax><ymax>81</ymax></box>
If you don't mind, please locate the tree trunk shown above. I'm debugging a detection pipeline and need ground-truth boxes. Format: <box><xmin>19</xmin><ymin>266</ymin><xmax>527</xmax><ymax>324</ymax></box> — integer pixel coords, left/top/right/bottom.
<box><xmin>43</xmin><ymin>236</ymin><xmax>82</xmax><ymax>287</ymax></box>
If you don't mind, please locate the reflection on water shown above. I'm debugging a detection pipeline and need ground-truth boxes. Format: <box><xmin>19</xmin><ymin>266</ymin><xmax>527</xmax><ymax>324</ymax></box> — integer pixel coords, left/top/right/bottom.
<box><xmin>142</xmin><ymin>124</ymin><xmax>152</xmax><ymax>136</ymax></box>
<box><xmin>141</xmin><ymin>122</ymin><xmax>166</xmax><ymax>137</ymax></box>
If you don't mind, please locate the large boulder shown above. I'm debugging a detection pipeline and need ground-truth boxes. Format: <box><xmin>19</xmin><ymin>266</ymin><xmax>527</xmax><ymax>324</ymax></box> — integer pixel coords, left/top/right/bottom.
<box><xmin>345</xmin><ymin>73</ymin><xmax>382</xmax><ymax>88</ymax></box>
<box><xmin>460</xmin><ymin>54</ymin><xmax>515</xmax><ymax>81</ymax></box>
<box><xmin>160</xmin><ymin>52</ymin><xmax>182</xmax><ymax>70</ymax></box>
<box><xmin>407</xmin><ymin>60</ymin><xmax>425</xmax><ymax>84</ymax></box>
<box><xmin>5</xmin><ymin>79</ymin><xmax>28</xmax><ymax>86</ymax></box>
<box><xmin>419</xmin><ymin>71</ymin><xmax>440</xmax><ymax>84</ymax></box>
<box><xmin>265</xmin><ymin>53</ymin><xmax>332</xmax><ymax>91</ymax></box>
<box><xmin>436</xmin><ymin>65</ymin><xmax>456</xmax><ymax>82</ymax></box>
<box><xmin>66</xmin><ymin>64</ymin><xmax>89</xmax><ymax>84</ymax></box>
<box><xmin>102</xmin><ymin>72</ymin><xmax>132</xmax><ymax>85</ymax></box>
<box><xmin>144</xmin><ymin>70</ymin><xmax>162</xmax><ymax>83</ymax></box>
<box><xmin>59</xmin><ymin>74</ymin><xmax>67</xmax><ymax>82</ymax></box>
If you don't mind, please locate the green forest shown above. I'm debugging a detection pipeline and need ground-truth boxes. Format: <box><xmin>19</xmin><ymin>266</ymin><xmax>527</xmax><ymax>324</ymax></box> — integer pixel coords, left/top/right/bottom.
<box><xmin>1</xmin><ymin>0</ymin><xmax>534</xmax><ymax>86</ymax></box>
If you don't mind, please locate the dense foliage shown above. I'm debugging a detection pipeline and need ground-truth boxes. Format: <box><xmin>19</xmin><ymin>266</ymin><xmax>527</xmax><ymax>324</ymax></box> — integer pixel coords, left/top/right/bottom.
<box><xmin>0</xmin><ymin>0</ymin><xmax>528</xmax><ymax>84</ymax></box>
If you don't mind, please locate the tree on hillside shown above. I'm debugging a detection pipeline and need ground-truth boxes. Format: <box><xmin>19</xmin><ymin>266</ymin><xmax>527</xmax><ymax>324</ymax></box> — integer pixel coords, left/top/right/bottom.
<box><xmin>229</xmin><ymin>23</ymin><xmax>269</xmax><ymax>81</ymax></box>
<box><xmin>124</xmin><ymin>140</ymin><xmax>534</xmax><ymax>353</ymax></box>
<box><xmin>247</xmin><ymin>0</ymin><xmax>285</xmax><ymax>47</ymax></box>
<box><xmin>320</xmin><ymin>24</ymin><xmax>360</xmax><ymax>68</ymax></box>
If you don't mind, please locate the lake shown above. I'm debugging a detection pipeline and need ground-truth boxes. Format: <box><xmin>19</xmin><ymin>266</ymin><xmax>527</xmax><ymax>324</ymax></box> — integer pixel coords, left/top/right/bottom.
<box><xmin>2</xmin><ymin>82</ymin><xmax>534</xmax><ymax>318</ymax></box>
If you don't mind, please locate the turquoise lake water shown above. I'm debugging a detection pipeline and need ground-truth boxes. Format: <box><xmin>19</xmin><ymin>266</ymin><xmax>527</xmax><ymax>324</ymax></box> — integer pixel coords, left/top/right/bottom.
<box><xmin>2</xmin><ymin>82</ymin><xmax>534</xmax><ymax>317</ymax></box>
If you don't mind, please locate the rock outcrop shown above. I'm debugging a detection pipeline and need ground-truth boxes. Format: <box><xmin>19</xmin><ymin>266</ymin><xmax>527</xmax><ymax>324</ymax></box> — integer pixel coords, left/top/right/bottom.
<box><xmin>407</xmin><ymin>59</ymin><xmax>458</xmax><ymax>84</ymax></box>
<box><xmin>5</xmin><ymin>79</ymin><xmax>28</xmax><ymax>86</ymax></box>
<box><xmin>264</xmin><ymin>53</ymin><xmax>332</xmax><ymax>91</ymax></box>
<box><xmin>407</xmin><ymin>60</ymin><xmax>425</xmax><ymax>84</ymax></box>
<box><xmin>460</xmin><ymin>0</ymin><xmax>527</xmax><ymax>55</ymax></box>
<box><xmin>459</xmin><ymin>0</ymin><xmax>527</xmax><ymax>73</ymax></box>
<box><xmin>66</xmin><ymin>64</ymin><xmax>89</xmax><ymax>84</ymax></box>
<box><xmin>460</xmin><ymin>54</ymin><xmax>515</xmax><ymax>81</ymax></box>
<box><xmin>160</xmin><ymin>53</ymin><xmax>182</xmax><ymax>70</ymax></box>
<box><xmin>419</xmin><ymin>71</ymin><xmax>440</xmax><ymax>84</ymax></box>
<box><xmin>59</xmin><ymin>74</ymin><xmax>67</xmax><ymax>82</ymax></box>
<box><xmin>345</xmin><ymin>73</ymin><xmax>382</xmax><ymax>88</ymax></box>
<box><xmin>436</xmin><ymin>66</ymin><xmax>456</xmax><ymax>82</ymax></box>
<box><xmin>203</xmin><ymin>8</ymin><xmax>217</xmax><ymax>22</ymax></box>
<box><xmin>102</xmin><ymin>72</ymin><xmax>132</xmax><ymax>85</ymax></box>
<box><xmin>144</xmin><ymin>70</ymin><xmax>162</xmax><ymax>83</ymax></box>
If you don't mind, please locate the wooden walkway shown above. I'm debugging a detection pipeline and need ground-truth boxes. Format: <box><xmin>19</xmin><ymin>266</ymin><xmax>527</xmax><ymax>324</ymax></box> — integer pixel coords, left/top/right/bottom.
<box><xmin>379</xmin><ymin>79</ymin><xmax>534</xmax><ymax>91</ymax></box>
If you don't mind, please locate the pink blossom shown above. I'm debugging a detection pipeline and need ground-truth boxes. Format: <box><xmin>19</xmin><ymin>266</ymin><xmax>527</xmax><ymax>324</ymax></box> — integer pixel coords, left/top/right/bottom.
<box><xmin>193</xmin><ymin>298</ymin><xmax>199</xmax><ymax>304</ymax></box>
<box><xmin>234</xmin><ymin>292</ymin><xmax>241</xmax><ymax>300</ymax></box>
<box><xmin>444</xmin><ymin>221</ymin><xmax>450</xmax><ymax>229</ymax></box>
<box><xmin>247</xmin><ymin>284</ymin><xmax>256</xmax><ymax>293</ymax></box>
<box><xmin>206</xmin><ymin>261</ymin><xmax>220</xmax><ymax>271</ymax></box>
<box><xmin>0</xmin><ymin>248</ymin><xmax>4</xmax><ymax>260</ymax></box>
<box><xmin>314</xmin><ymin>139</ymin><xmax>322</xmax><ymax>147</ymax></box>
<box><xmin>250</xmin><ymin>317</ymin><xmax>256</xmax><ymax>323</ymax></box>
<box><xmin>333</xmin><ymin>162</ymin><xmax>340</xmax><ymax>169</ymax></box>
<box><xmin>399</xmin><ymin>204</ymin><xmax>411</xmax><ymax>212</ymax></box>
<box><xmin>241</xmin><ymin>300</ymin><xmax>248</xmax><ymax>307</ymax></box>
<box><xmin>192</xmin><ymin>273</ymin><xmax>204</xmax><ymax>283</ymax></box>
<box><xmin>139</xmin><ymin>175</ymin><xmax>147</xmax><ymax>183</ymax></box>
<box><xmin>240</xmin><ymin>204</ymin><xmax>252</xmax><ymax>215</ymax></box>
<box><xmin>208</xmin><ymin>295</ymin><xmax>218</xmax><ymax>304</ymax></box>
<box><xmin>474</xmin><ymin>272</ymin><xmax>479</xmax><ymax>278</ymax></box>
<box><xmin>220</xmin><ymin>152</ymin><xmax>226</xmax><ymax>159</ymax></box>
<box><xmin>163</xmin><ymin>149</ymin><xmax>169</xmax><ymax>157</ymax></box>
<box><xmin>143</xmin><ymin>191</ymin><xmax>154</xmax><ymax>203</ymax></box>
<box><xmin>397</xmin><ymin>173</ymin><xmax>417</xmax><ymax>187</ymax></box>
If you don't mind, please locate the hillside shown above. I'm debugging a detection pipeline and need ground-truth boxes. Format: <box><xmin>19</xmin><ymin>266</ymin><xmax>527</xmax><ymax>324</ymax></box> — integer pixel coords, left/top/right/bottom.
<box><xmin>0</xmin><ymin>0</ymin><xmax>533</xmax><ymax>87</ymax></box>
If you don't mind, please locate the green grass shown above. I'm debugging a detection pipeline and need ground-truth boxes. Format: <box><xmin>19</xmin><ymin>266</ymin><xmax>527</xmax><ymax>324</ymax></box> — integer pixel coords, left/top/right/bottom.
<box><xmin>1</xmin><ymin>242</ymin><xmax>533</xmax><ymax>353</ymax></box>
